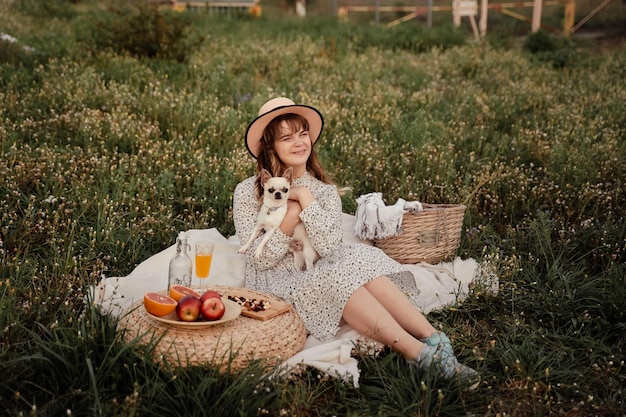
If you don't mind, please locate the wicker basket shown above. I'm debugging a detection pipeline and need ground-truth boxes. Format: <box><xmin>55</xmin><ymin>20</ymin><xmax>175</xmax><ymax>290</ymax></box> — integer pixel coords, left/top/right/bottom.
<box><xmin>118</xmin><ymin>286</ymin><xmax>307</xmax><ymax>372</ymax></box>
<box><xmin>373</xmin><ymin>203</ymin><xmax>466</xmax><ymax>264</ymax></box>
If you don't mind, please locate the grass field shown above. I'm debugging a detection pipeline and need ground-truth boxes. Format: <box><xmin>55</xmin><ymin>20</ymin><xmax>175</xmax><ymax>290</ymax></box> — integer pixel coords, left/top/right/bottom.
<box><xmin>1</xmin><ymin>0</ymin><xmax>625</xmax><ymax>416</ymax></box>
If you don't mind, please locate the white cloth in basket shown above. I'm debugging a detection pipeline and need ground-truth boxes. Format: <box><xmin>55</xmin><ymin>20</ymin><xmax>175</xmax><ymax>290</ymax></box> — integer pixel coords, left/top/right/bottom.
<box><xmin>93</xmin><ymin>213</ymin><xmax>494</xmax><ymax>387</ymax></box>
<box><xmin>353</xmin><ymin>192</ymin><xmax>423</xmax><ymax>240</ymax></box>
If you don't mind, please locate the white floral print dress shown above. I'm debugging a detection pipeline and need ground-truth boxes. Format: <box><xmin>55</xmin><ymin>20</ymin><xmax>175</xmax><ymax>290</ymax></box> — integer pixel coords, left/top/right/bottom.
<box><xmin>233</xmin><ymin>171</ymin><xmax>420</xmax><ymax>341</ymax></box>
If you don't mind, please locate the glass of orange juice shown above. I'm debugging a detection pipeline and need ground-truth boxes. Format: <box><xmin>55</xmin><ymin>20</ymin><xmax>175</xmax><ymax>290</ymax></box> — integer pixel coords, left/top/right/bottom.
<box><xmin>195</xmin><ymin>241</ymin><xmax>214</xmax><ymax>287</ymax></box>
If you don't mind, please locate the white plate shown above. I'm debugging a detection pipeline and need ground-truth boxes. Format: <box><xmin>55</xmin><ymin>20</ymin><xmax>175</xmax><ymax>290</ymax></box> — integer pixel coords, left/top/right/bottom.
<box><xmin>146</xmin><ymin>297</ymin><xmax>241</xmax><ymax>327</ymax></box>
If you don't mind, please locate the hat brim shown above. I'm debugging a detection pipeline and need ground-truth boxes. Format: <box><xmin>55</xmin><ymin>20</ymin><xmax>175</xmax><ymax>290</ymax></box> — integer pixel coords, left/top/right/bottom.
<box><xmin>245</xmin><ymin>104</ymin><xmax>324</xmax><ymax>159</ymax></box>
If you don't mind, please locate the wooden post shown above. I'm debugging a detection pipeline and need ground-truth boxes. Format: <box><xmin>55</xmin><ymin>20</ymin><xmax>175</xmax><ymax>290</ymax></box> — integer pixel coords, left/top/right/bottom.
<box><xmin>427</xmin><ymin>0</ymin><xmax>433</xmax><ymax>28</ymax></box>
<box><xmin>295</xmin><ymin>0</ymin><xmax>306</xmax><ymax>16</ymax></box>
<box><xmin>375</xmin><ymin>0</ymin><xmax>380</xmax><ymax>25</ymax></box>
<box><xmin>453</xmin><ymin>0</ymin><xmax>461</xmax><ymax>27</ymax></box>
<box><xmin>479</xmin><ymin>0</ymin><xmax>488</xmax><ymax>37</ymax></box>
<box><xmin>531</xmin><ymin>0</ymin><xmax>542</xmax><ymax>32</ymax></box>
<box><xmin>563</xmin><ymin>0</ymin><xmax>575</xmax><ymax>36</ymax></box>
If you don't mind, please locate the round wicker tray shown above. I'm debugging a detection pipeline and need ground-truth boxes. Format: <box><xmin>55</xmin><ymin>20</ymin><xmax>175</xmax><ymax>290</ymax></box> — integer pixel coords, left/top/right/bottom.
<box><xmin>373</xmin><ymin>204</ymin><xmax>465</xmax><ymax>264</ymax></box>
<box><xmin>117</xmin><ymin>286</ymin><xmax>307</xmax><ymax>372</ymax></box>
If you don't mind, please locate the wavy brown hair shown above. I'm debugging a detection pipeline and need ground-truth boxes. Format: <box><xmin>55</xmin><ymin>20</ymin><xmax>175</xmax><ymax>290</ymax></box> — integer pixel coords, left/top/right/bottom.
<box><xmin>255</xmin><ymin>113</ymin><xmax>332</xmax><ymax>199</ymax></box>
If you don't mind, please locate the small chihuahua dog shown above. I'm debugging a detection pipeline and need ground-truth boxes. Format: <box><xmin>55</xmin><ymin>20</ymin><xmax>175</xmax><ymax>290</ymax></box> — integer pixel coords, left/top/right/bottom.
<box><xmin>238</xmin><ymin>168</ymin><xmax>319</xmax><ymax>271</ymax></box>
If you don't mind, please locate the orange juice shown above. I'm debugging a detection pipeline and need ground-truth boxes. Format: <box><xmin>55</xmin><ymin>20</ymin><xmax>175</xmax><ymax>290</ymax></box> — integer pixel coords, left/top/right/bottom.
<box><xmin>195</xmin><ymin>253</ymin><xmax>212</xmax><ymax>279</ymax></box>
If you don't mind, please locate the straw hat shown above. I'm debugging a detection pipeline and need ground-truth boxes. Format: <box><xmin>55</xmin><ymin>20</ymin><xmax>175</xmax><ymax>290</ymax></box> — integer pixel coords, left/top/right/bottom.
<box><xmin>245</xmin><ymin>97</ymin><xmax>324</xmax><ymax>159</ymax></box>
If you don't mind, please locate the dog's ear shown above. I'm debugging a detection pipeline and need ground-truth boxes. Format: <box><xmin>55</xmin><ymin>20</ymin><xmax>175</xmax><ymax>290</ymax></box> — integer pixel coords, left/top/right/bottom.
<box><xmin>261</xmin><ymin>169</ymin><xmax>272</xmax><ymax>185</ymax></box>
<box><xmin>283</xmin><ymin>167</ymin><xmax>293</xmax><ymax>184</ymax></box>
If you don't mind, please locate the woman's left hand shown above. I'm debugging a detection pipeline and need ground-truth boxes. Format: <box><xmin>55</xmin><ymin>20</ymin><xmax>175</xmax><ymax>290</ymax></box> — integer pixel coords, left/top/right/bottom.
<box><xmin>289</xmin><ymin>186</ymin><xmax>314</xmax><ymax>209</ymax></box>
<box><xmin>280</xmin><ymin>200</ymin><xmax>304</xmax><ymax>236</ymax></box>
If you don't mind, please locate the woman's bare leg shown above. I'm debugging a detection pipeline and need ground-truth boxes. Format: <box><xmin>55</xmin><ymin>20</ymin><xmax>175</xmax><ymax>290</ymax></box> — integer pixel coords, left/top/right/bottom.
<box><xmin>364</xmin><ymin>276</ymin><xmax>437</xmax><ymax>340</ymax></box>
<box><xmin>342</xmin><ymin>285</ymin><xmax>424</xmax><ymax>359</ymax></box>
<box><xmin>345</xmin><ymin>279</ymin><xmax>480</xmax><ymax>388</ymax></box>
<box><xmin>346</xmin><ymin>277</ymin><xmax>480</xmax><ymax>387</ymax></box>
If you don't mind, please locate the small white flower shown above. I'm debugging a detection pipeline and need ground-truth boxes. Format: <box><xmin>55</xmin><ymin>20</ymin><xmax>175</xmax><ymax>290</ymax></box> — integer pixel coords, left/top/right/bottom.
<box><xmin>44</xmin><ymin>195</ymin><xmax>58</xmax><ymax>204</ymax></box>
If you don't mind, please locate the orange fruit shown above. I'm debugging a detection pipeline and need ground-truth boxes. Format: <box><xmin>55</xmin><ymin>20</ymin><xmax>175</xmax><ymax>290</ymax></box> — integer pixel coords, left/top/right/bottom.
<box><xmin>169</xmin><ymin>285</ymin><xmax>200</xmax><ymax>302</ymax></box>
<box><xmin>144</xmin><ymin>292</ymin><xmax>177</xmax><ymax>317</ymax></box>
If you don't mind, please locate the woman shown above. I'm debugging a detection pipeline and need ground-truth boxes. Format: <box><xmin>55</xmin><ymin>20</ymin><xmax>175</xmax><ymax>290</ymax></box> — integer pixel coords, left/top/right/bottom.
<box><xmin>233</xmin><ymin>97</ymin><xmax>479</xmax><ymax>387</ymax></box>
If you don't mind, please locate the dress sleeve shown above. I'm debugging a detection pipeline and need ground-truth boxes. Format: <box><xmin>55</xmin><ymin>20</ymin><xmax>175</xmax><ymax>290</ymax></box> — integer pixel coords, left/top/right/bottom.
<box><xmin>233</xmin><ymin>178</ymin><xmax>292</xmax><ymax>271</ymax></box>
<box><xmin>299</xmin><ymin>184</ymin><xmax>343</xmax><ymax>258</ymax></box>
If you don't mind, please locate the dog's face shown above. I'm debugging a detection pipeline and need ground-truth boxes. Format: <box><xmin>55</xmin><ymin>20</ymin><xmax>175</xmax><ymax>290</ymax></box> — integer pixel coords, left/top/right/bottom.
<box><xmin>261</xmin><ymin>168</ymin><xmax>293</xmax><ymax>206</ymax></box>
<box><xmin>264</xmin><ymin>176</ymin><xmax>290</xmax><ymax>202</ymax></box>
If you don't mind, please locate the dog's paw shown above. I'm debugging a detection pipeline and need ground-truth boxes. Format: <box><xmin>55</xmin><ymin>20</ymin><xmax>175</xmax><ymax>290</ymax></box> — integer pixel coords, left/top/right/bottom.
<box><xmin>289</xmin><ymin>238</ymin><xmax>304</xmax><ymax>252</ymax></box>
<box><xmin>293</xmin><ymin>254</ymin><xmax>306</xmax><ymax>271</ymax></box>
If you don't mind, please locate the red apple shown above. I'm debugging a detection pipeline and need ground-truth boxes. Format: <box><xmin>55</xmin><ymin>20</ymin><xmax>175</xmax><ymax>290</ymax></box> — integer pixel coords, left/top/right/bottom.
<box><xmin>200</xmin><ymin>289</ymin><xmax>222</xmax><ymax>304</ymax></box>
<box><xmin>201</xmin><ymin>297</ymin><xmax>225</xmax><ymax>321</ymax></box>
<box><xmin>176</xmin><ymin>295</ymin><xmax>202</xmax><ymax>322</ymax></box>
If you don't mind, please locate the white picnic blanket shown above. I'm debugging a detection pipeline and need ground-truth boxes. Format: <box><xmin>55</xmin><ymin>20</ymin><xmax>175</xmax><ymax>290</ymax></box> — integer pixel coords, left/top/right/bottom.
<box><xmin>93</xmin><ymin>213</ymin><xmax>496</xmax><ymax>387</ymax></box>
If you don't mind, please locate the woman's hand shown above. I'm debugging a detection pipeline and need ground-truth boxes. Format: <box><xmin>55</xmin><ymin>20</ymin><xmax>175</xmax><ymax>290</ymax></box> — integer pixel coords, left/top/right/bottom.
<box><xmin>289</xmin><ymin>186</ymin><xmax>314</xmax><ymax>209</ymax></box>
<box><xmin>280</xmin><ymin>200</ymin><xmax>304</xmax><ymax>236</ymax></box>
<box><xmin>279</xmin><ymin>186</ymin><xmax>314</xmax><ymax>236</ymax></box>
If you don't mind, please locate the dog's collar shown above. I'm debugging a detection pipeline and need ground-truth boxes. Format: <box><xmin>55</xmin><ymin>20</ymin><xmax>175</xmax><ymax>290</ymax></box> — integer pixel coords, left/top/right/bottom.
<box><xmin>266</xmin><ymin>206</ymin><xmax>280</xmax><ymax>215</ymax></box>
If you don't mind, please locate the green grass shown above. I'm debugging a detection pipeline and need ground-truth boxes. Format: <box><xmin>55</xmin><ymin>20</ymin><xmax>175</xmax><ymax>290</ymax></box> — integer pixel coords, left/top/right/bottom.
<box><xmin>1</xmin><ymin>1</ymin><xmax>625</xmax><ymax>416</ymax></box>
